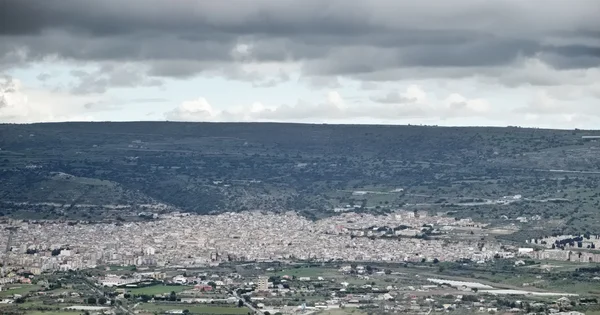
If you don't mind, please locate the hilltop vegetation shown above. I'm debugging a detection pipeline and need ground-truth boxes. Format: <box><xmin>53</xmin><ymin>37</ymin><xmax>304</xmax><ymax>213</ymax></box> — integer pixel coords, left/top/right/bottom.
<box><xmin>0</xmin><ymin>122</ymin><xmax>599</xmax><ymax>236</ymax></box>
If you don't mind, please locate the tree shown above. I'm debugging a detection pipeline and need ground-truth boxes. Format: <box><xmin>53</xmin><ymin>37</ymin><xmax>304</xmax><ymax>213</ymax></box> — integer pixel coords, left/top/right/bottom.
<box><xmin>87</xmin><ymin>297</ymin><xmax>97</xmax><ymax>304</ymax></box>
<box><xmin>238</xmin><ymin>299</ymin><xmax>244</xmax><ymax>307</ymax></box>
<box><xmin>433</xmin><ymin>258</ymin><xmax>440</xmax><ymax>264</ymax></box>
<box><xmin>140</xmin><ymin>294</ymin><xmax>152</xmax><ymax>302</ymax></box>
<box><xmin>98</xmin><ymin>297</ymin><xmax>107</xmax><ymax>305</ymax></box>
<box><xmin>169</xmin><ymin>291</ymin><xmax>177</xmax><ymax>302</ymax></box>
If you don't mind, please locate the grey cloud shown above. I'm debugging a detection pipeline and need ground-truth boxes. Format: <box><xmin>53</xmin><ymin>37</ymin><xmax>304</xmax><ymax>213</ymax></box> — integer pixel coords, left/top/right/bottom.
<box><xmin>0</xmin><ymin>76</ymin><xmax>16</xmax><ymax>108</ymax></box>
<box><xmin>82</xmin><ymin>101</ymin><xmax>123</xmax><ymax>111</ymax></box>
<box><xmin>301</xmin><ymin>76</ymin><xmax>342</xmax><ymax>89</ymax></box>
<box><xmin>1</xmin><ymin>0</ymin><xmax>599</xmax><ymax>85</ymax></box>
<box><xmin>69</xmin><ymin>64</ymin><xmax>163</xmax><ymax>94</ymax></box>
<box><xmin>36</xmin><ymin>73</ymin><xmax>52</xmax><ymax>82</ymax></box>
<box><xmin>130</xmin><ymin>98</ymin><xmax>168</xmax><ymax>103</ymax></box>
<box><xmin>252</xmin><ymin>76</ymin><xmax>290</xmax><ymax>88</ymax></box>
<box><xmin>359</xmin><ymin>81</ymin><xmax>382</xmax><ymax>90</ymax></box>
<box><xmin>0</xmin><ymin>76</ymin><xmax>16</xmax><ymax>93</ymax></box>
<box><xmin>371</xmin><ymin>91</ymin><xmax>417</xmax><ymax>104</ymax></box>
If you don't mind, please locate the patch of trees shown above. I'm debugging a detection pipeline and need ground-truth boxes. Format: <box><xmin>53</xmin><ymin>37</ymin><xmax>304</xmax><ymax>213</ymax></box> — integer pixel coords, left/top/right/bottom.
<box><xmin>555</xmin><ymin>235</ymin><xmax>584</xmax><ymax>248</ymax></box>
<box><xmin>576</xmin><ymin>265</ymin><xmax>600</xmax><ymax>273</ymax></box>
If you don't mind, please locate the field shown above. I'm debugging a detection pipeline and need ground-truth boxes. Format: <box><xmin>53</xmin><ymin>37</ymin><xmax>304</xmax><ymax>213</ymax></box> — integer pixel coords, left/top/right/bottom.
<box><xmin>0</xmin><ymin>285</ymin><xmax>41</xmax><ymax>297</ymax></box>
<box><xmin>272</xmin><ymin>267</ymin><xmax>333</xmax><ymax>277</ymax></box>
<box><xmin>127</xmin><ymin>284</ymin><xmax>194</xmax><ymax>295</ymax></box>
<box><xmin>137</xmin><ymin>303</ymin><xmax>250</xmax><ymax>314</ymax></box>
<box><xmin>23</xmin><ymin>312</ymin><xmax>80</xmax><ymax>315</ymax></box>
<box><xmin>0</xmin><ymin>305</ymin><xmax>82</xmax><ymax>315</ymax></box>
<box><xmin>317</xmin><ymin>309</ymin><xmax>367</xmax><ymax>315</ymax></box>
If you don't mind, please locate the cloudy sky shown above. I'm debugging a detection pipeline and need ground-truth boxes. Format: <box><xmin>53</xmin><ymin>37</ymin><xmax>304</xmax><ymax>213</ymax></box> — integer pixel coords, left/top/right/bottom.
<box><xmin>1</xmin><ymin>0</ymin><xmax>599</xmax><ymax>128</ymax></box>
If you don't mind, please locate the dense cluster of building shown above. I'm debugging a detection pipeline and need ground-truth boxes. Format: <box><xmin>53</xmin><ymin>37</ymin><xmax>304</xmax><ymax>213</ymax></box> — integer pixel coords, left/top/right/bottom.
<box><xmin>0</xmin><ymin>211</ymin><xmax>503</xmax><ymax>274</ymax></box>
<box><xmin>520</xmin><ymin>248</ymin><xmax>600</xmax><ymax>263</ymax></box>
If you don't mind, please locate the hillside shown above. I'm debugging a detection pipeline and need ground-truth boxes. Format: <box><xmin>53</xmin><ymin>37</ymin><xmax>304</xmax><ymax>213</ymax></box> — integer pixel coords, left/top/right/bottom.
<box><xmin>1</xmin><ymin>122</ymin><xmax>599</xmax><ymax>236</ymax></box>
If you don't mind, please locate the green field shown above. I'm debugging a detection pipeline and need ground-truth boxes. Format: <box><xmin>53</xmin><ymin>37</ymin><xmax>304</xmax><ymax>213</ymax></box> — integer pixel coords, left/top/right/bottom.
<box><xmin>24</xmin><ymin>312</ymin><xmax>80</xmax><ymax>315</ymax></box>
<box><xmin>0</xmin><ymin>285</ymin><xmax>41</xmax><ymax>297</ymax></box>
<box><xmin>272</xmin><ymin>267</ymin><xmax>333</xmax><ymax>277</ymax></box>
<box><xmin>317</xmin><ymin>309</ymin><xmax>367</xmax><ymax>315</ymax></box>
<box><xmin>128</xmin><ymin>285</ymin><xmax>194</xmax><ymax>295</ymax></box>
<box><xmin>138</xmin><ymin>303</ymin><xmax>250</xmax><ymax>314</ymax></box>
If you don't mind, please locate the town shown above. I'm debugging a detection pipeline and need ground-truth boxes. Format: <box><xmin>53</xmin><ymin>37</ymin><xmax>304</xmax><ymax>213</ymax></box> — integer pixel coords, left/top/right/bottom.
<box><xmin>0</xmin><ymin>210</ymin><xmax>599</xmax><ymax>315</ymax></box>
<box><xmin>0</xmin><ymin>210</ymin><xmax>516</xmax><ymax>272</ymax></box>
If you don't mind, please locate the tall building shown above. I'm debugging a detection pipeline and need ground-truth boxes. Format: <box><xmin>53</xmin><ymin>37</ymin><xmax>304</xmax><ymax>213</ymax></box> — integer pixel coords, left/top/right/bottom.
<box><xmin>143</xmin><ymin>246</ymin><xmax>155</xmax><ymax>256</ymax></box>
<box><xmin>257</xmin><ymin>276</ymin><xmax>269</xmax><ymax>291</ymax></box>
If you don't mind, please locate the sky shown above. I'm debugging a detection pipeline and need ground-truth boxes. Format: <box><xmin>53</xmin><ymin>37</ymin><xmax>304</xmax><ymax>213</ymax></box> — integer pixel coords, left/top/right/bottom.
<box><xmin>1</xmin><ymin>0</ymin><xmax>600</xmax><ymax>128</ymax></box>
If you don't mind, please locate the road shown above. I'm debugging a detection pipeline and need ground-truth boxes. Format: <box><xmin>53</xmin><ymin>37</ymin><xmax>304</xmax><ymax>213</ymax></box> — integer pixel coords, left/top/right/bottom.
<box><xmin>79</xmin><ymin>276</ymin><xmax>134</xmax><ymax>315</ymax></box>
<box><xmin>233</xmin><ymin>289</ymin><xmax>262</xmax><ymax>314</ymax></box>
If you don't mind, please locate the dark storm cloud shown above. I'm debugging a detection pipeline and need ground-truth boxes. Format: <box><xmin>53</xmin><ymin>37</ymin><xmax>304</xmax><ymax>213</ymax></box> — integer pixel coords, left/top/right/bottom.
<box><xmin>1</xmin><ymin>0</ymin><xmax>599</xmax><ymax>83</ymax></box>
<box><xmin>0</xmin><ymin>0</ymin><xmax>381</xmax><ymax>37</ymax></box>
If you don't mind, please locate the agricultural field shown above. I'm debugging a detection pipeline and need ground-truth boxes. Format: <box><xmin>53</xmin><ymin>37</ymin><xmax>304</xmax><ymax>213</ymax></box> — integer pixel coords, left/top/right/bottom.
<box><xmin>22</xmin><ymin>312</ymin><xmax>80</xmax><ymax>315</ymax></box>
<box><xmin>127</xmin><ymin>284</ymin><xmax>194</xmax><ymax>295</ymax></box>
<box><xmin>0</xmin><ymin>285</ymin><xmax>42</xmax><ymax>297</ymax></box>
<box><xmin>316</xmin><ymin>309</ymin><xmax>367</xmax><ymax>315</ymax></box>
<box><xmin>136</xmin><ymin>303</ymin><xmax>250</xmax><ymax>314</ymax></box>
<box><xmin>271</xmin><ymin>267</ymin><xmax>333</xmax><ymax>278</ymax></box>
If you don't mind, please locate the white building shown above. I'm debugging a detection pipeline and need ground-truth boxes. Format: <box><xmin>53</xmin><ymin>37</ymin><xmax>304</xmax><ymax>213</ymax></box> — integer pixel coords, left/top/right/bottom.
<box><xmin>144</xmin><ymin>246</ymin><xmax>156</xmax><ymax>256</ymax></box>
<box><xmin>172</xmin><ymin>275</ymin><xmax>188</xmax><ymax>285</ymax></box>
<box><xmin>99</xmin><ymin>275</ymin><xmax>138</xmax><ymax>287</ymax></box>
<box><xmin>256</xmin><ymin>276</ymin><xmax>269</xmax><ymax>291</ymax></box>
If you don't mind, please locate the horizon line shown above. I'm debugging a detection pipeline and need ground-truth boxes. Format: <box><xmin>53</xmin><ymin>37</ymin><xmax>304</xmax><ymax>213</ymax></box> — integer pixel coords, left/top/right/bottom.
<box><xmin>0</xmin><ymin>120</ymin><xmax>597</xmax><ymax>131</ymax></box>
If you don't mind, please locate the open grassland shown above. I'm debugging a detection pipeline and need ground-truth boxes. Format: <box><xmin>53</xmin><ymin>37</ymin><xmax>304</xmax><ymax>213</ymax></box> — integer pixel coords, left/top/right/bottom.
<box><xmin>138</xmin><ymin>303</ymin><xmax>250</xmax><ymax>314</ymax></box>
<box><xmin>24</xmin><ymin>311</ymin><xmax>80</xmax><ymax>315</ymax></box>
<box><xmin>0</xmin><ymin>285</ymin><xmax>42</xmax><ymax>297</ymax></box>
<box><xmin>272</xmin><ymin>267</ymin><xmax>333</xmax><ymax>277</ymax></box>
<box><xmin>127</xmin><ymin>285</ymin><xmax>194</xmax><ymax>295</ymax></box>
<box><xmin>317</xmin><ymin>309</ymin><xmax>367</xmax><ymax>315</ymax></box>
